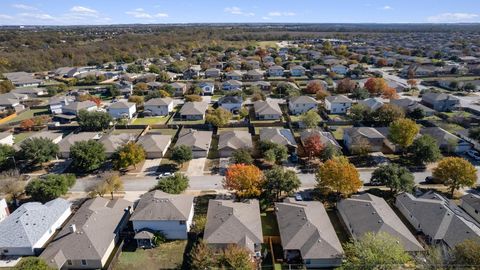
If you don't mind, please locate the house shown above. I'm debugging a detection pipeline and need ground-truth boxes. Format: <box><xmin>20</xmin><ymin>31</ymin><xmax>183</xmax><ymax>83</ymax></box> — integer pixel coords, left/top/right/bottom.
<box><xmin>311</xmin><ymin>65</ymin><xmax>327</xmax><ymax>75</ymax></box>
<box><xmin>205</xmin><ymin>68</ymin><xmax>221</xmax><ymax>78</ymax></box>
<box><xmin>0</xmin><ymin>198</ymin><xmax>71</xmax><ymax>256</ymax></box>
<box><xmin>41</xmin><ymin>197</ymin><xmax>132</xmax><ymax>270</ymax></box>
<box><xmin>288</xmin><ymin>96</ymin><xmax>318</xmax><ymax>115</ymax></box>
<box><xmin>268</xmin><ymin>65</ymin><xmax>285</xmax><ymax>77</ymax></box>
<box><xmin>396</xmin><ymin>192</ymin><xmax>480</xmax><ymax>248</ymax></box>
<box><xmin>131</xmin><ymin>191</ymin><xmax>194</xmax><ymax>245</ymax></box>
<box><xmin>343</xmin><ymin>127</ymin><xmax>386</xmax><ymax>153</ymax></box>
<box><xmin>420</xmin><ymin>127</ymin><xmax>472</xmax><ymax>153</ymax></box>
<box><xmin>0</xmin><ymin>198</ymin><xmax>8</xmax><ymax>222</ymax></box>
<box><xmin>338</xmin><ymin>194</ymin><xmax>423</xmax><ymax>252</ymax></box>
<box><xmin>63</xmin><ymin>101</ymin><xmax>97</xmax><ymax>116</ymax></box>
<box><xmin>49</xmin><ymin>96</ymin><xmax>75</xmax><ymax>114</ymax></box>
<box><xmin>391</xmin><ymin>98</ymin><xmax>435</xmax><ymax>116</ymax></box>
<box><xmin>246</xmin><ymin>60</ymin><xmax>260</xmax><ymax>69</ymax></box>
<box><xmin>198</xmin><ymin>82</ymin><xmax>215</xmax><ymax>95</ymax></box>
<box><xmin>276</xmin><ymin>198</ymin><xmax>344</xmax><ymax>268</ymax></box>
<box><xmin>421</xmin><ymin>92</ymin><xmax>460</xmax><ymax>112</ymax></box>
<box><xmin>108</xmin><ymin>101</ymin><xmax>136</xmax><ymax>119</ymax></box>
<box><xmin>3</xmin><ymin>72</ymin><xmax>42</xmax><ymax>87</ymax></box>
<box><xmin>0</xmin><ymin>132</ymin><xmax>14</xmax><ymax>146</ymax></box>
<box><xmin>179</xmin><ymin>102</ymin><xmax>208</xmax><ymax>120</ymax></box>
<box><xmin>183</xmin><ymin>65</ymin><xmax>201</xmax><ymax>80</ymax></box>
<box><xmin>115</xmin><ymin>81</ymin><xmax>133</xmax><ymax>96</ymax></box>
<box><xmin>222</xmin><ymin>80</ymin><xmax>243</xmax><ymax>91</ymax></box>
<box><xmin>259</xmin><ymin>128</ymin><xmax>297</xmax><ymax>152</ymax></box>
<box><xmin>358</xmin><ymin>98</ymin><xmax>384</xmax><ymax>111</ymax></box>
<box><xmin>27</xmin><ymin>131</ymin><xmax>63</xmax><ymax>144</ymax></box>
<box><xmin>331</xmin><ymin>65</ymin><xmax>348</xmax><ymax>75</ymax></box>
<box><xmin>144</xmin><ymin>97</ymin><xmax>174</xmax><ymax>116</ymax></box>
<box><xmin>244</xmin><ymin>69</ymin><xmax>264</xmax><ymax>81</ymax></box>
<box><xmin>0</xmin><ymin>95</ymin><xmax>24</xmax><ymax>112</ymax></box>
<box><xmin>251</xmin><ymin>81</ymin><xmax>271</xmax><ymax>91</ymax></box>
<box><xmin>100</xmin><ymin>133</ymin><xmax>137</xmax><ymax>157</ymax></box>
<box><xmin>12</xmin><ymin>87</ymin><xmax>46</xmax><ymax>97</ymax></box>
<box><xmin>290</xmin><ymin>65</ymin><xmax>306</xmax><ymax>77</ymax></box>
<box><xmin>170</xmin><ymin>82</ymin><xmax>187</xmax><ymax>96</ymax></box>
<box><xmin>300</xmin><ymin>129</ymin><xmax>341</xmax><ymax>150</ymax></box>
<box><xmin>204</xmin><ymin>200</ymin><xmax>263</xmax><ymax>256</ymax></box>
<box><xmin>461</xmin><ymin>194</ymin><xmax>480</xmax><ymax>223</ymax></box>
<box><xmin>218</xmin><ymin>130</ymin><xmax>253</xmax><ymax>157</ymax></box>
<box><xmin>218</xmin><ymin>95</ymin><xmax>243</xmax><ymax>113</ymax></box>
<box><xmin>175</xmin><ymin>129</ymin><xmax>212</xmax><ymax>158</ymax></box>
<box><xmin>136</xmin><ymin>134</ymin><xmax>171</xmax><ymax>158</ymax></box>
<box><xmin>253</xmin><ymin>100</ymin><xmax>282</xmax><ymax>120</ymax></box>
<box><xmin>324</xmin><ymin>95</ymin><xmax>353</xmax><ymax>114</ymax></box>
<box><xmin>58</xmin><ymin>132</ymin><xmax>101</xmax><ymax>158</ymax></box>
<box><xmin>225</xmin><ymin>70</ymin><xmax>243</xmax><ymax>81</ymax></box>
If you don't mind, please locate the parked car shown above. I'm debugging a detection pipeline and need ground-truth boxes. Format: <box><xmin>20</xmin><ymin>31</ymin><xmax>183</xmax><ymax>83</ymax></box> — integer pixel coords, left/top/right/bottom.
<box><xmin>424</xmin><ymin>176</ymin><xmax>441</xmax><ymax>184</ymax></box>
<box><xmin>156</xmin><ymin>172</ymin><xmax>173</xmax><ymax>179</ymax></box>
<box><xmin>294</xmin><ymin>193</ymin><xmax>303</xmax><ymax>201</ymax></box>
<box><xmin>467</xmin><ymin>150</ymin><xmax>480</xmax><ymax>161</ymax></box>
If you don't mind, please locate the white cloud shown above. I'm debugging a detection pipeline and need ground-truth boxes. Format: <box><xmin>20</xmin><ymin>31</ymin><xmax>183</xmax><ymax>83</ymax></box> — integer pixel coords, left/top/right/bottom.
<box><xmin>262</xmin><ymin>16</ymin><xmax>272</xmax><ymax>20</ymax></box>
<box><xmin>268</xmin><ymin>11</ymin><xmax>296</xmax><ymax>17</ymax></box>
<box><xmin>224</xmin><ymin>7</ymin><xmax>255</xmax><ymax>17</ymax></box>
<box><xmin>19</xmin><ymin>12</ymin><xmax>55</xmax><ymax>20</ymax></box>
<box><xmin>70</xmin><ymin>6</ymin><xmax>98</xmax><ymax>14</ymax></box>
<box><xmin>427</xmin><ymin>13</ymin><xmax>479</xmax><ymax>23</ymax></box>
<box><xmin>12</xmin><ymin>4</ymin><xmax>37</xmax><ymax>10</ymax></box>
<box><xmin>382</xmin><ymin>5</ymin><xmax>393</xmax><ymax>10</ymax></box>
<box><xmin>125</xmin><ymin>8</ymin><xmax>169</xmax><ymax>19</ymax></box>
<box><xmin>0</xmin><ymin>14</ymin><xmax>13</xmax><ymax>20</ymax></box>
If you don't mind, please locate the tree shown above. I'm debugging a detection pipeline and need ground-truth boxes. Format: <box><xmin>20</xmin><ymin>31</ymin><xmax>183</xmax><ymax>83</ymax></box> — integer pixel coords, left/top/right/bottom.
<box><xmin>388</xmin><ymin>118</ymin><xmax>419</xmax><ymax>149</ymax></box>
<box><xmin>171</xmin><ymin>145</ymin><xmax>193</xmax><ymax>166</ymax></box>
<box><xmin>469</xmin><ymin>127</ymin><xmax>480</xmax><ymax>142</ymax></box>
<box><xmin>371</xmin><ymin>164</ymin><xmax>415</xmax><ymax>194</ymax></box>
<box><xmin>364</xmin><ymin>77</ymin><xmax>388</xmax><ymax>96</ymax></box>
<box><xmin>185</xmin><ymin>94</ymin><xmax>202</xmax><ymax>102</ymax></box>
<box><xmin>14</xmin><ymin>257</ymin><xmax>55</xmax><ymax>270</ymax></box>
<box><xmin>433</xmin><ymin>157</ymin><xmax>477</xmax><ymax>197</ymax></box>
<box><xmin>316</xmin><ymin>156</ymin><xmax>362</xmax><ymax>196</ymax></box>
<box><xmin>336</xmin><ymin>78</ymin><xmax>356</xmax><ymax>94</ymax></box>
<box><xmin>300</xmin><ymin>110</ymin><xmax>321</xmax><ymax>128</ymax></box>
<box><xmin>343</xmin><ymin>232</ymin><xmax>411</xmax><ymax>270</ymax></box>
<box><xmin>78</xmin><ymin>110</ymin><xmax>112</xmax><ymax>131</ymax></box>
<box><xmin>112</xmin><ymin>142</ymin><xmax>146</xmax><ymax>170</ymax></box>
<box><xmin>260</xmin><ymin>142</ymin><xmax>288</xmax><ymax>164</ymax></box>
<box><xmin>19</xmin><ymin>137</ymin><xmax>59</xmax><ymax>166</ymax></box>
<box><xmin>223</xmin><ymin>164</ymin><xmax>264</xmax><ymax>198</ymax></box>
<box><xmin>349</xmin><ymin>104</ymin><xmax>371</xmax><ymax>122</ymax></box>
<box><xmin>128</xmin><ymin>95</ymin><xmax>144</xmax><ymax>107</ymax></box>
<box><xmin>408</xmin><ymin>135</ymin><xmax>442</xmax><ymax>165</ymax></box>
<box><xmin>70</xmin><ymin>140</ymin><xmax>106</xmax><ymax>172</ymax></box>
<box><xmin>220</xmin><ymin>245</ymin><xmax>256</xmax><ymax>270</ymax></box>
<box><xmin>148</xmin><ymin>64</ymin><xmax>161</xmax><ymax>74</ymax></box>
<box><xmin>321</xmin><ymin>144</ymin><xmax>342</xmax><ymax>161</ymax></box>
<box><xmin>407</xmin><ymin>79</ymin><xmax>417</xmax><ymax>88</ymax></box>
<box><xmin>25</xmin><ymin>174</ymin><xmax>76</xmax><ymax>202</ymax></box>
<box><xmin>305</xmin><ymin>80</ymin><xmax>325</xmax><ymax>94</ymax></box>
<box><xmin>0</xmin><ymin>80</ymin><xmax>14</xmax><ymax>94</ymax></box>
<box><xmin>190</xmin><ymin>241</ymin><xmax>216</xmax><ymax>270</ymax></box>
<box><xmin>0</xmin><ymin>144</ymin><xmax>15</xmax><ymax>169</ymax></box>
<box><xmin>155</xmin><ymin>173</ymin><xmax>189</xmax><ymax>194</ymax></box>
<box><xmin>351</xmin><ymin>87</ymin><xmax>370</xmax><ymax>100</ymax></box>
<box><xmin>303</xmin><ymin>134</ymin><xmax>325</xmax><ymax>159</ymax></box>
<box><xmin>315</xmin><ymin>89</ymin><xmax>330</xmax><ymax>100</ymax></box>
<box><xmin>452</xmin><ymin>239</ymin><xmax>480</xmax><ymax>267</ymax></box>
<box><xmin>373</xmin><ymin>104</ymin><xmax>405</xmax><ymax>125</ymax></box>
<box><xmin>20</xmin><ymin>119</ymin><xmax>35</xmax><ymax>131</ymax></box>
<box><xmin>159</xmin><ymin>89</ymin><xmax>171</xmax><ymax>97</ymax></box>
<box><xmin>382</xmin><ymin>87</ymin><xmax>399</xmax><ymax>99</ymax></box>
<box><xmin>263</xmin><ymin>166</ymin><xmax>300</xmax><ymax>202</ymax></box>
<box><xmin>0</xmin><ymin>172</ymin><xmax>26</xmax><ymax>204</ymax></box>
<box><xmin>206</xmin><ymin>108</ymin><xmax>232</xmax><ymax>127</ymax></box>
<box><xmin>231</xmin><ymin>148</ymin><xmax>254</xmax><ymax>165</ymax></box>
<box><xmin>407</xmin><ymin>107</ymin><xmax>425</xmax><ymax>120</ymax></box>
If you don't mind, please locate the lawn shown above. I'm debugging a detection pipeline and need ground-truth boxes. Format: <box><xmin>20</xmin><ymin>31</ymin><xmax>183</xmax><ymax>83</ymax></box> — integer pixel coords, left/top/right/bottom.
<box><xmin>330</xmin><ymin>125</ymin><xmax>352</xmax><ymax>140</ymax></box>
<box><xmin>169</xmin><ymin>118</ymin><xmax>205</xmax><ymax>125</ymax></box>
<box><xmin>114</xmin><ymin>240</ymin><xmax>188</xmax><ymax>270</ymax></box>
<box><xmin>257</xmin><ymin>41</ymin><xmax>279</xmax><ymax>48</ymax></box>
<box><xmin>148</xmin><ymin>128</ymin><xmax>178</xmax><ymax>137</ymax></box>
<box><xmin>261</xmin><ymin>211</ymin><xmax>279</xmax><ymax>236</ymax></box>
<box><xmin>289</xmin><ymin>115</ymin><xmax>302</xmax><ymax>122</ymax></box>
<box><xmin>132</xmin><ymin>116</ymin><xmax>170</xmax><ymax>125</ymax></box>
<box><xmin>218</xmin><ymin>127</ymin><xmax>249</xmax><ymax>133</ymax></box>
<box><xmin>207</xmin><ymin>135</ymin><xmax>219</xmax><ymax>159</ymax></box>
<box><xmin>110</xmin><ymin>129</ymin><xmax>144</xmax><ymax>136</ymax></box>
<box><xmin>5</xmin><ymin>108</ymin><xmax>49</xmax><ymax>124</ymax></box>
<box><xmin>13</xmin><ymin>132</ymin><xmax>33</xmax><ymax>143</ymax></box>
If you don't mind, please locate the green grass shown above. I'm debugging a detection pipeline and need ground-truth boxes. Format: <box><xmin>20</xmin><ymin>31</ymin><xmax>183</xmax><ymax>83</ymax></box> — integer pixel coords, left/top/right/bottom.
<box><xmin>211</xmin><ymin>95</ymin><xmax>224</xmax><ymax>101</ymax></box>
<box><xmin>132</xmin><ymin>116</ymin><xmax>169</xmax><ymax>125</ymax></box>
<box><xmin>261</xmin><ymin>211</ymin><xmax>279</xmax><ymax>236</ymax></box>
<box><xmin>331</xmin><ymin>125</ymin><xmax>351</xmax><ymax>140</ymax></box>
<box><xmin>5</xmin><ymin>108</ymin><xmax>49</xmax><ymax>124</ymax></box>
<box><xmin>444</xmin><ymin>111</ymin><xmax>472</xmax><ymax>118</ymax></box>
<box><xmin>13</xmin><ymin>132</ymin><xmax>33</xmax><ymax>143</ymax></box>
<box><xmin>115</xmin><ymin>240</ymin><xmax>187</xmax><ymax>270</ymax></box>
<box><xmin>110</xmin><ymin>129</ymin><xmax>144</xmax><ymax>136</ymax></box>
<box><xmin>169</xmin><ymin>118</ymin><xmax>205</xmax><ymax>125</ymax></box>
<box><xmin>218</xmin><ymin>127</ymin><xmax>249</xmax><ymax>133</ymax></box>
<box><xmin>257</xmin><ymin>41</ymin><xmax>279</xmax><ymax>48</ymax></box>
<box><xmin>289</xmin><ymin>115</ymin><xmax>302</xmax><ymax>122</ymax></box>
<box><xmin>207</xmin><ymin>135</ymin><xmax>219</xmax><ymax>159</ymax></box>
<box><xmin>148</xmin><ymin>128</ymin><xmax>178</xmax><ymax>137</ymax></box>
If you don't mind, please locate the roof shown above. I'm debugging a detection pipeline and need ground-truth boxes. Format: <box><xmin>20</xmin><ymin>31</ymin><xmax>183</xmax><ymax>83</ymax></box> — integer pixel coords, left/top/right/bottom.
<box><xmin>391</xmin><ymin>98</ymin><xmax>434</xmax><ymax>113</ymax></box>
<box><xmin>218</xmin><ymin>95</ymin><xmax>243</xmax><ymax>104</ymax></box>
<box><xmin>259</xmin><ymin>128</ymin><xmax>297</xmax><ymax>148</ymax></box>
<box><xmin>136</xmin><ymin>134</ymin><xmax>171</xmax><ymax>154</ymax></box>
<box><xmin>176</xmin><ymin>129</ymin><xmax>212</xmax><ymax>151</ymax></box>
<box><xmin>204</xmin><ymin>200</ymin><xmax>263</xmax><ymax>253</ymax></box>
<box><xmin>63</xmin><ymin>101</ymin><xmax>96</xmax><ymax>112</ymax></box>
<box><xmin>420</xmin><ymin>127</ymin><xmax>464</xmax><ymax>147</ymax></box>
<box><xmin>300</xmin><ymin>129</ymin><xmax>341</xmax><ymax>149</ymax></box>
<box><xmin>27</xmin><ymin>131</ymin><xmax>63</xmax><ymax>142</ymax></box>
<box><xmin>144</xmin><ymin>97</ymin><xmax>173</xmax><ymax>106</ymax></box>
<box><xmin>276</xmin><ymin>198</ymin><xmax>343</xmax><ymax>260</ymax></box>
<box><xmin>422</xmin><ymin>92</ymin><xmax>459</xmax><ymax>102</ymax></box>
<box><xmin>131</xmin><ymin>190</ymin><xmax>194</xmax><ymax>221</ymax></box>
<box><xmin>41</xmin><ymin>198</ymin><xmax>132</xmax><ymax>269</ymax></box>
<box><xmin>100</xmin><ymin>133</ymin><xmax>137</xmax><ymax>153</ymax></box>
<box><xmin>109</xmin><ymin>101</ymin><xmax>135</xmax><ymax>110</ymax></box>
<box><xmin>3</xmin><ymin>72</ymin><xmax>42</xmax><ymax>85</ymax></box>
<box><xmin>218</xmin><ymin>130</ymin><xmax>253</xmax><ymax>151</ymax></box>
<box><xmin>179</xmin><ymin>102</ymin><xmax>208</xmax><ymax>116</ymax></box>
<box><xmin>0</xmin><ymin>198</ymin><xmax>71</xmax><ymax>249</ymax></box>
<box><xmin>461</xmin><ymin>194</ymin><xmax>480</xmax><ymax>213</ymax></box>
<box><xmin>223</xmin><ymin>80</ymin><xmax>243</xmax><ymax>86</ymax></box>
<box><xmin>0</xmin><ymin>131</ymin><xmax>12</xmax><ymax>141</ymax></box>
<box><xmin>396</xmin><ymin>192</ymin><xmax>480</xmax><ymax>248</ymax></box>
<box><xmin>58</xmin><ymin>132</ymin><xmax>100</xmax><ymax>153</ymax></box>
<box><xmin>338</xmin><ymin>193</ymin><xmax>423</xmax><ymax>251</ymax></box>
<box><xmin>344</xmin><ymin>127</ymin><xmax>385</xmax><ymax>140</ymax></box>
<box><xmin>325</xmin><ymin>95</ymin><xmax>353</xmax><ymax>103</ymax></box>
<box><xmin>253</xmin><ymin>100</ymin><xmax>282</xmax><ymax>116</ymax></box>
<box><xmin>289</xmin><ymin>95</ymin><xmax>317</xmax><ymax>105</ymax></box>
<box><xmin>358</xmin><ymin>98</ymin><xmax>384</xmax><ymax>110</ymax></box>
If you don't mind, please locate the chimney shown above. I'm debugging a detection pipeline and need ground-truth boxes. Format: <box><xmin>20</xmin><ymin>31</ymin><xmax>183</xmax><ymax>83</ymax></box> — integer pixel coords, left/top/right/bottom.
<box><xmin>69</xmin><ymin>224</ymin><xmax>76</xmax><ymax>233</ymax></box>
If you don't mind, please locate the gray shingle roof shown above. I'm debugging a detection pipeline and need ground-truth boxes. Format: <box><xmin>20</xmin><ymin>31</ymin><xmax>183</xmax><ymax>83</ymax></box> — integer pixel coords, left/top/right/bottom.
<box><xmin>325</xmin><ymin>95</ymin><xmax>353</xmax><ymax>103</ymax></box>
<box><xmin>218</xmin><ymin>95</ymin><xmax>243</xmax><ymax>104</ymax></box>
<box><xmin>461</xmin><ymin>194</ymin><xmax>480</xmax><ymax>213</ymax></box>
<box><xmin>136</xmin><ymin>134</ymin><xmax>171</xmax><ymax>154</ymax></box>
<box><xmin>131</xmin><ymin>191</ymin><xmax>194</xmax><ymax>221</ymax></box>
<box><xmin>289</xmin><ymin>95</ymin><xmax>317</xmax><ymax>105</ymax></box>
<box><xmin>109</xmin><ymin>101</ymin><xmax>135</xmax><ymax>109</ymax></box>
<box><xmin>276</xmin><ymin>198</ymin><xmax>343</xmax><ymax>260</ymax></box>
<box><xmin>253</xmin><ymin>101</ymin><xmax>282</xmax><ymax>116</ymax></box>
<box><xmin>344</xmin><ymin>127</ymin><xmax>385</xmax><ymax>140</ymax></box>
<box><xmin>179</xmin><ymin>102</ymin><xmax>208</xmax><ymax>116</ymax></box>
<box><xmin>176</xmin><ymin>129</ymin><xmax>212</xmax><ymax>151</ymax></box>
<box><xmin>218</xmin><ymin>130</ymin><xmax>253</xmax><ymax>151</ymax></box>
<box><xmin>63</xmin><ymin>101</ymin><xmax>96</xmax><ymax>112</ymax></box>
<box><xmin>100</xmin><ymin>134</ymin><xmax>137</xmax><ymax>154</ymax></box>
<box><xmin>144</xmin><ymin>97</ymin><xmax>173</xmax><ymax>106</ymax></box>
<box><xmin>259</xmin><ymin>128</ymin><xmax>297</xmax><ymax>148</ymax></box>
<box><xmin>58</xmin><ymin>132</ymin><xmax>100</xmax><ymax>153</ymax></box>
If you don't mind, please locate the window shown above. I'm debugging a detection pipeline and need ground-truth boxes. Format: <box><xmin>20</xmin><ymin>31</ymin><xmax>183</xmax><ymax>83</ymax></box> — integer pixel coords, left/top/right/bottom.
<box><xmin>179</xmin><ymin>220</ymin><xmax>186</xmax><ymax>225</ymax></box>
<box><xmin>3</xmin><ymin>249</ymin><xmax>8</xmax><ymax>253</ymax></box>
<box><xmin>67</xmin><ymin>260</ymin><xmax>72</xmax><ymax>266</ymax></box>
<box><xmin>81</xmin><ymin>260</ymin><xmax>87</xmax><ymax>266</ymax></box>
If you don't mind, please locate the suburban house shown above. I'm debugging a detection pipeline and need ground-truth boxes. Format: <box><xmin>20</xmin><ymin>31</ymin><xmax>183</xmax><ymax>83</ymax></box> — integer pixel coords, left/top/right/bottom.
<box><xmin>108</xmin><ymin>101</ymin><xmax>136</xmax><ymax>119</ymax></box>
<box><xmin>205</xmin><ymin>68</ymin><xmax>221</xmax><ymax>78</ymax></box>
<box><xmin>0</xmin><ymin>132</ymin><xmax>14</xmax><ymax>146</ymax></box>
<box><xmin>246</xmin><ymin>60</ymin><xmax>260</xmax><ymax>69</ymax></box>
<box><xmin>12</xmin><ymin>87</ymin><xmax>47</xmax><ymax>97</ymax></box>
<box><xmin>58</xmin><ymin>132</ymin><xmax>101</xmax><ymax>158</ymax></box>
<box><xmin>288</xmin><ymin>96</ymin><xmax>318</xmax><ymax>115</ymax></box>
<box><xmin>331</xmin><ymin>65</ymin><xmax>348</xmax><ymax>75</ymax></box>
<box><xmin>0</xmin><ymin>198</ymin><xmax>72</xmax><ymax>256</ymax></box>
<box><xmin>114</xmin><ymin>81</ymin><xmax>133</xmax><ymax>96</ymax></box>
<box><xmin>259</xmin><ymin>128</ymin><xmax>297</xmax><ymax>152</ymax></box>
<box><xmin>179</xmin><ymin>102</ymin><xmax>208</xmax><ymax>120</ymax></box>
<box><xmin>49</xmin><ymin>96</ymin><xmax>75</xmax><ymax>114</ymax></box>
<box><xmin>100</xmin><ymin>133</ymin><xmax>137</xmax><ymax>157</ymax></box>
<box><xmin>268</xmin><ymin>65</ymin><xmax>285</xmax><ymax>77</ymax></box>
<box><xmin>144</xmin><ymin>97</ymin><xmax>174</xmax><ymax>116</ymax></box>
<box><xmin>253</xmin><ymin>100</ymin><xmax>282</xmax><ymax>120</ymax></box>
<box><xmin>183</xmin><ymin>65</ymin><xmax>201</xmax><ymax>80</ymax></box>
<box><xmin>391</xmin><ymin>98</ymin><xmax>435</xmax><ymax>116</ymax></box>
<box><xmin>311</xmin><ymin>65</ymin><xmax>328</xmax><ymax>75</ymax></box>
<box><xmin>218</xmin><ymin>130</ymin><xmax>253</xmax><ymax>157</ymax></box>
<box><xmin>300</xmin><ymin>129</ymin><xmax>342</xmax><ymax>150</ymax></box>
<box><xmin>222</xmin><ymin>80</ymin><xmax>243</xmax><ymax>91</ymax></box>
<box><xmin>0</xmin><ymin>95</ymin><xmax>24</xmax><ymax>112</ymax></box>
<box><xmin>0</xmin><ymin>198</ymin><xmax>8</xmax><ymax>222</ymax></box>
<box><xmin>198</xmin><ymin>82</ymin><xmax>215</xmax><ymax>95</ymax></box>
<box><xmin>225</xmin><ymin>70</ymin><xmax>243</xmax><ymax>81</ymax></box>
<box><xmin>27</xmin><ymin>131</ymin><xmax>63</xmax><ymax>144</ymax></box>
<box><xmin>244</xmin><ymin>69</ymin><xmax>264</xmax><ymax>81</ymax></box>
<box><xmin>218</xmin><ymin>95</ymin><xmax>243</xmax><ymax>114</ymax></box>
<box><xmin>3</xmin><ymin>71</ymin><xmax>42</xmax><ymax>87</ymax></box>
<box><xmin>175</xmin><ymin>128</ymin><xmax>212</xmax><ymax>158</ymax></box>
<box><xmin>343</xmin><ymin>127</ymin><xmax>387</xmax><ymax>154</ymax></box>
<box><xmin>396</xmin><ymin>192</ymin><xmax>480</xmax><ymax>249</ymax></box>
<box><xmin>40</xmin><ymin>197</ymin><xmax>132</xmax><ymax>270</ymax></box>
<box><xmin>170</xmin><ymin>82</ymin><xmax>187</xmax><ymax>96</ymax></box>
<box><xmin>337</xmin><ymin>194</ymin><xmax>424</xmax><ymax>252</ymax></box>
<box><xmin>324</xmin><ymin>95</ymin><xmax>353</xmax><ymax>114</ymax></box>
<box><xmin>131</xmin><ymin>191</ymin><xmax>194</xmax><ymax>246</ymax></box>
<box><xmin>420</xmin><ymin>127</ymin><xmax>472</xmax><ymax>153</ymax></box>
<box><xmin>421</xmin><ymin>92</ymin><xmax>460</xmax><ymax>112</ymax></box>
<box><xmin>251</xmin><ymin>81</ymin><xmax>271</xmax><ymax>91</ymax></box>
<box><xmin>204</xmin><ymin>200</ymin><xmax>263</xmax><ymax>256</ymax></box>
<box><xmin>62</xmin><ymin>101</ymin><xmax>97</xmax><ymax>116</ymax></box>
<box><xmin>275</xmin><ymin>198</ymin><xmax>344</xmax><ymax>268</ymax></box>
<box><xmin>290</xmin><ymin>65</ymin><xmax>307</xmax><ymax>77</ymax></box>
<box><xmin>136</xmin><ymin>134</ymin><xmax>171</xmax><ymax>158</ymax></box>
<box><xmin>358</xmin><ymin>98</ymin><xmax>384</xmax><ymax>111</ymax></box>
<box><xmin>461</xmin><ymin>194</ymin><xmax>480</xmax><ymax>223</ymax></box>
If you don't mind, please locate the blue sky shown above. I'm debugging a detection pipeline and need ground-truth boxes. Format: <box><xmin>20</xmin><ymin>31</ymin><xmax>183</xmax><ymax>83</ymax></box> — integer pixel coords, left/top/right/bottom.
<box><xmin>0</xmin><ymin>0</ymin><xmax>479</xmax><ymax>25</ymax></box>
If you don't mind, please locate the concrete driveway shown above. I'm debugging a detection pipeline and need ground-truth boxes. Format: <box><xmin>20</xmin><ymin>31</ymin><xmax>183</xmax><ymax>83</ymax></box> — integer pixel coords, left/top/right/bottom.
<box><xmin>139</xmin><ymin>158</ymin><xmax>162</xmax><ymax>176</ymax></box>
<box><xmin>186</xmin><ymin>158</ymin><xmax>207</xmax><ymax>176</ymax></box>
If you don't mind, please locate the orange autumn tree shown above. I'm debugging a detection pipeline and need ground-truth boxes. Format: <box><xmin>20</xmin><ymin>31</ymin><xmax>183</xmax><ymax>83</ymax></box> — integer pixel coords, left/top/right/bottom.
<box><xmin>20</xmin><ymin>119</ymin><xmax>35</xmax><ymax>131</ymax></box>
<box><xmin>303</xmin><ymin>135</ymin><xmax>325</xmax><ymax>159</ymax></box>
<box><xmin>364</xmin><ymin>77</ymin><xmax>388</xmax><ymax>96</ymax></box>
<box><xmin>223</xmin><ymin>164</ymin><xmax>264</xmax><ymax>198</ymax></box>
<box><xmin>316</xmin><ymin>156</ymin><xmax>362</xmax><ymax>196</ymax></box>
<box><xmin>382</xmin><ymin>87</ymin><xmax>399</xmax><ymax>99</ymax></box>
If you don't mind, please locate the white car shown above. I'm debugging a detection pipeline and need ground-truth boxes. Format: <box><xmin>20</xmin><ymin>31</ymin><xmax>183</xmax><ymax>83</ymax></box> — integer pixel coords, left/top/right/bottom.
<box><xmin>156</xmin><ymin>172</ymin><xmax>173</xmax><ymax>179</ymax></box>
<box><xmin>467</xmin><ymin>150</ymin><xmax>480</xmax><ymax>161</ymax></box>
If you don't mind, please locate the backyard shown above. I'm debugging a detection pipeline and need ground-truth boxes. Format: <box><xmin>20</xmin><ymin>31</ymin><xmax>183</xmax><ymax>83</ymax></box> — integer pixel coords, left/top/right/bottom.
<box><xmin>4</xmin><ymin>108</ymin><xmax>50</xmax><ymax>125</ymax></box>
<box><xmin>132</xmin><ymin>115</ymin><xmax>170</xmax><ymax>125</ymax></box>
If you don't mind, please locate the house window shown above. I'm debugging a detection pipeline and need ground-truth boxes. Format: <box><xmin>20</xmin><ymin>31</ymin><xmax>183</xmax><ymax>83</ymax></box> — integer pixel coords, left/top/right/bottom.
<box><xmin>81</xmin><ymin>260</ymin><xmax>87</xmax><ymax>266</ymax></box>
<box><xmin>179</xmin><ymin>220</ymin><xmax>186</xmax><ymax>225</ymax></box>
<box><xmin>3</xmin><ymin>249</ymin><xmax>8</xmax><ymax>253</ymax></box>
<box><xmin>305</xmin><ymin>259</ymin><xmax>311</xmax><ymax>264</ymax></box>
<box><xmin>67</xmin><ymin>260</ymin><xmax>72</xmax><ymax>266</ymax></box>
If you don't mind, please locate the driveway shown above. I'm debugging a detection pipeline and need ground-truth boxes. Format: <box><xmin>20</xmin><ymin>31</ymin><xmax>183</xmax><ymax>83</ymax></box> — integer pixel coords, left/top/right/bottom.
<box><xmin>186</xmin><ymin>158</ymin><xmax>207</xmax><ymax>176</ymax></box>
<box><xmin>139</xmin><ymin>158</ymin><xmax>162</xmax><ymax>176</ymax></box>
